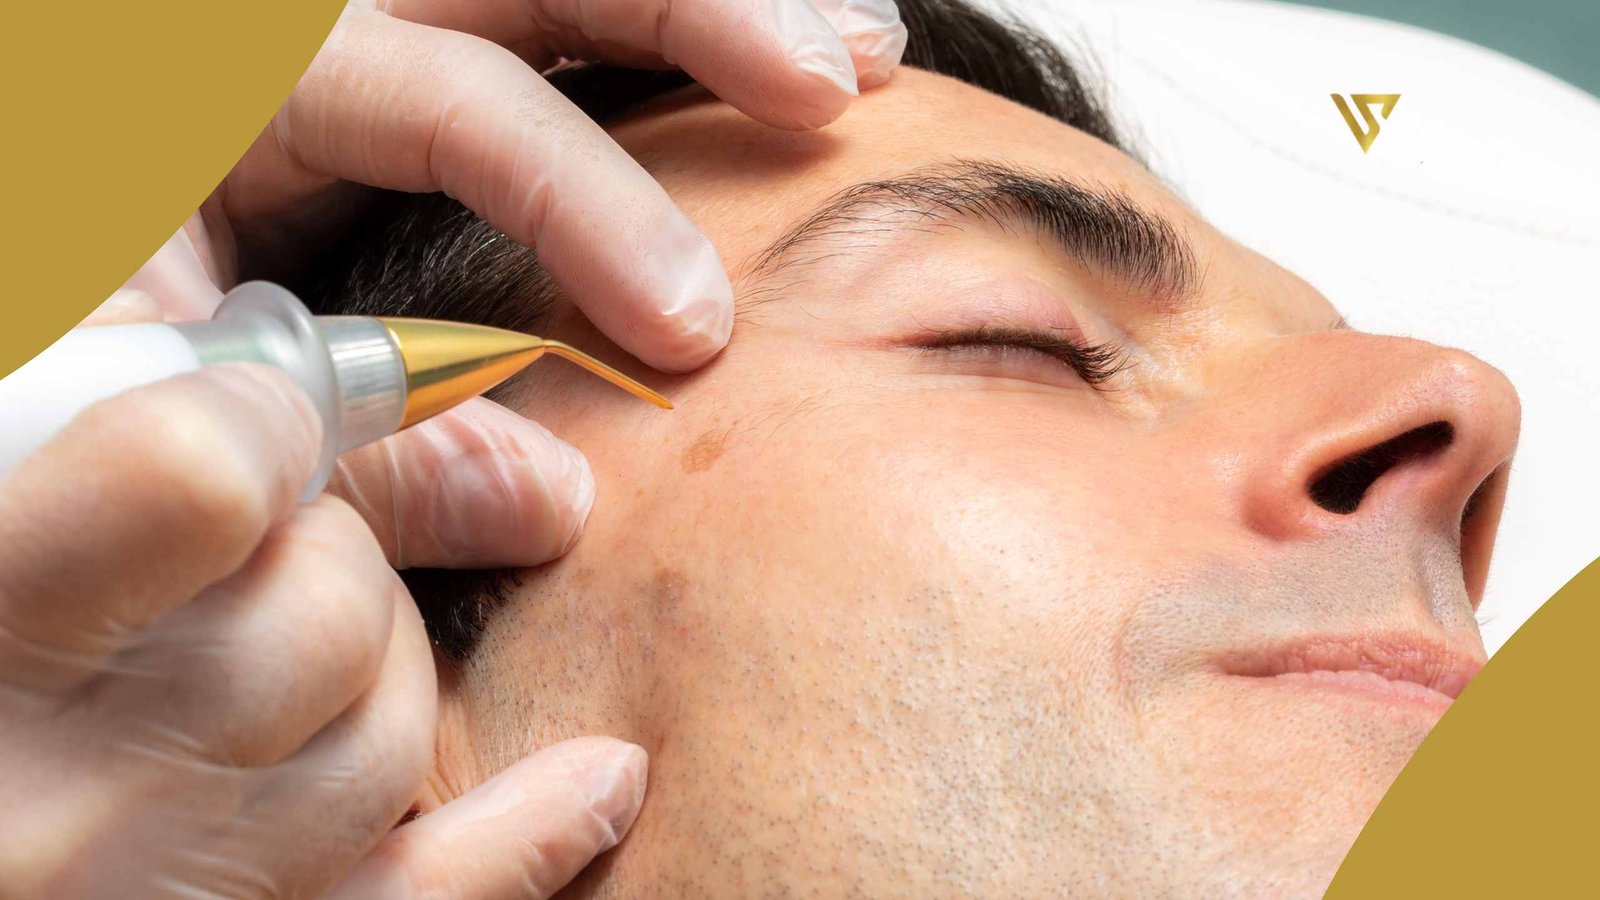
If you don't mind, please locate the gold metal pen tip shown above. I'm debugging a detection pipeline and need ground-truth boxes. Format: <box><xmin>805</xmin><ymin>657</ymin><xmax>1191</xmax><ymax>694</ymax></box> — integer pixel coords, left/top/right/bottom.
<box><xmin>378</xmin><ymin>317</ymin><xmax>673</xmax><ymax>428</ymax></box>
<box><xmin>539</xmin><ymin>341</ymin><xmax>675</xmax><ymax>410</ymax></box>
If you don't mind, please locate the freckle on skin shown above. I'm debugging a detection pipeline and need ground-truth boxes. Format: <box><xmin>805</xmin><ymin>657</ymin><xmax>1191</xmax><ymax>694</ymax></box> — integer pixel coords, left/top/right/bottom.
<box><xmin>651</xmin><ymin>566</ymin><xmax>686</xmax><ymax>614</ymax></box>
<box><xmin>682</xmin><ymin>427</ymin><xmax>735</xmax><ymax>473</ymax></box>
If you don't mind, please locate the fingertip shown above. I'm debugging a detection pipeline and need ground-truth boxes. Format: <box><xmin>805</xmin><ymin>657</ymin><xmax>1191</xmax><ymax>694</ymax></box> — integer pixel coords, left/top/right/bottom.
<box><xmin>594</xmin><ymin>214</ymin><xmax>733</xmax><ymax>374</ymax></box>
<box><xmin>842</xmin><ymin>12</ymin><xmax>908</xmax><ymax>89</ymax></box>
<box><xmin>763</xmin><ymin>89</ymin><xmax>855</xmax><ymax>133</ymax></box>
<box><xmin>425</xmin><ymin>400</ymin><xmax>594</xmax><ymax>565</ymax></box>
<box><xmin>597</xmin><ymin>741</ymin><xmax>649</xmax><ymax>844</ymax></box>
<box><xmin>776</xmin><ymin>0</ymin><xmax>857</xmax><ymax>89</ymax></box>
<box><xmin>640</xmin><ymin>236</ymin><xmax>735</xmax><ymax>373</ymax></box>
<box><xmin>760</xmin><ymin>0</ymin><xmax>860</xmax><ymax>130</ymax></box>
<box><xmin>327</xmin><ymin>736</ymin><xmax>650</xmax><ymax>900</ymax></box>
<box><xmin>556</xmin><ymin>436</ymin><xmax>596</xmax><ymax>557</ymax></box>
<box><xmin>814</xmin><ymin>0</ymin><xmax>907</xmax><ymax>94</ymax></box>
<box><xmin>535</xmin><ymin>737</ymin><xmax>649</xmax><ymax>847</ymax></box>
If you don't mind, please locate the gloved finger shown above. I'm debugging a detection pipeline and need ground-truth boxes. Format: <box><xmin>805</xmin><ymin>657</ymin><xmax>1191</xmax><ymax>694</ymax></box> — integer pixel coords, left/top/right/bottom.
<box><xmin>250</xmin><ymin>591</ymin><xmax>437</xmax><ymax>898</ymax></box>
<box><xmin>275</xmin><ymin>9</ymin><xmax>733</xmax><ymax>372</ymax></box>
<box><xmin>95</xmin><ymin>497</ymin><xmax>398</xmax><ymax>768</ymax></box>
<box><xmin>0</xmin><ymin>364</ymin><xmax>319</xmax><ymax>684</ymax></box>
<box><xmin>326</xmin><ymin>391</ymin><xmax>595</xmax><ymax>571</ymax></box>
<box><xmin>384</xmin><ymin>0</ymin><xmax>908</xmax><ymax>125</ymax></box>
<box><xmin>811</xmin><ymin>0</ymin><xmax>909</xmax><ymax>89</ymax></box>
<box><xmin>328</xmin><ymin>736</ymin><xmax>648</xmax><ymax>899</ymax></box>
<box><xmin>81</xmin><ymin>288</ymin><xmax>164</xmax><ymax>327</ymax></box>
<box><xmin>74</xmin><ymin>583</ymin><xmax>436</xmax><ymax>900</ymax></box>
<box><xmin>120</xmin><ymin>224</ymin><xmax>227</xmax><ymax>321</ymax></box>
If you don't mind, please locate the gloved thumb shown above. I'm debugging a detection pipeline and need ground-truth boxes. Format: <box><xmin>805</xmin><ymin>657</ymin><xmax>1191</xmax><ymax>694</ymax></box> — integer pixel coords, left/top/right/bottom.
<box><xmin>327</xmin><ymin>737</ymin><xmax>648</xmax><ymax>899</ymax></box>
<box><xmin>327</xmin><ymin>397</ymin><xmax>594</xmax><ymax>569</ymax></box>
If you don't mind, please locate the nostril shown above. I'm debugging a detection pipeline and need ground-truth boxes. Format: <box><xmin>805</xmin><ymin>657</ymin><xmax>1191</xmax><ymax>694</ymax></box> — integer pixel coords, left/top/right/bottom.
<box><xmin>1462</xmin><ymin>472</ymin><xmax>1491</xmax><ymax>524</ymax></box>
<box><xmin>1309</xmin><ymin>421</ymin><xmax>1455</xmax><ymax>515</ymax></box>
<box><xmin>1462</xmin><ymin>465</ymin><xmax>1503</xmax><ymax>528</ymax></box>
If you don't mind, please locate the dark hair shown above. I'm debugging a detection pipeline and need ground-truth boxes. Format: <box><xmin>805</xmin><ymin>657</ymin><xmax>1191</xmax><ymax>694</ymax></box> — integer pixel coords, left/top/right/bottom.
<box><xmin>301</xmin><ymin>0</ymin><xmax>1125</xmax><ymax>659</ymax></box>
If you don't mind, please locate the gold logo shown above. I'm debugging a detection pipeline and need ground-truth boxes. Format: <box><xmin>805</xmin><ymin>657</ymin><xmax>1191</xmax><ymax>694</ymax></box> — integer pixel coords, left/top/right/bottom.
<box><xmin>1331</xmin><ymin>93</ymin><xmax>1401</xmax><ymax>153</ymax></box>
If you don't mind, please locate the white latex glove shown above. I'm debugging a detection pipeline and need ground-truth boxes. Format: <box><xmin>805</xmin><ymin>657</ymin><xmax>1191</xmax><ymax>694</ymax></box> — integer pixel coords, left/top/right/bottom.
<box><xmin>110</xmin><ymin>0</ymin><xmax>908</xmax><ymax>567</ymax></box>
<box><xmin>100</xmin><ymin>245</ymin><xmax>598</xmax><ymax>570</ymax></box>
<box><xmin>0</xmin><ymin>363</ymin><xmax>648</xmax><ymax>897</ymax></box>
<box><xmin>11</xmin><ymin>5</ymin><xmax>908</xmax><ymax>888</ymax></box>
<box><xmin>204</xmin><ymin>0</ymin><xmax>908</xmax><ymax>372</ymax></box>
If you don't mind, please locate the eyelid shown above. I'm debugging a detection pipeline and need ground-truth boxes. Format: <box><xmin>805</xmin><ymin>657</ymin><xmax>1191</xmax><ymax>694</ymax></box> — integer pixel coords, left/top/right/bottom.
<box><xmin>913</xmin><ymin>324</ymin><xmax>1131</xmax><ymax>387</ymax></box>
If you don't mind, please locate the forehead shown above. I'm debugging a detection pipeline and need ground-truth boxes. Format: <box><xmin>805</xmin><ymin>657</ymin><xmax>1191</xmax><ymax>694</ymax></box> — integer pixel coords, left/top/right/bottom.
<box><xmin>609</xmin><ymin>68</ymin><xmax>1172</xmax><ymax>272</ymax></box>
<box><xmin>606</xmin><ymin>69</ymin><xmax>1334</xmax><ymax>334</ymax></box>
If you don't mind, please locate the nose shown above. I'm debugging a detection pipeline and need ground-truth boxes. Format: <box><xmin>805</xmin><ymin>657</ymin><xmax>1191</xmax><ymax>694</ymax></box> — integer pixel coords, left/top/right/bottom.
<box><xmin>1234</xmin><ymin>335</ymin><xmax>1520</xmax><ymax>602</ymax></box>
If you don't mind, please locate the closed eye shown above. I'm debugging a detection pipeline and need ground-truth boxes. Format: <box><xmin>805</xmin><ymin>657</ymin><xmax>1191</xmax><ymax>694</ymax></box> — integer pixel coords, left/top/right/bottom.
<box><xmin>914</xmin><ymin>325</ymin><xmax>1131</xmax><ymax>388</ymax></box>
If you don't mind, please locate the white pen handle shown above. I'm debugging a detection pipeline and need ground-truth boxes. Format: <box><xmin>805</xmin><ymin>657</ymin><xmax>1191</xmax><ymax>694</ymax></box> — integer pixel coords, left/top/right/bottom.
<box><xmin>0</xmin><ymin>283</ymin><xmax>405</xmax><ymax>501</ymax></box>
<box><xmin>0</xmin><ymin>323</ymin><xmax>202</xmax><ymax>474</ymax></box>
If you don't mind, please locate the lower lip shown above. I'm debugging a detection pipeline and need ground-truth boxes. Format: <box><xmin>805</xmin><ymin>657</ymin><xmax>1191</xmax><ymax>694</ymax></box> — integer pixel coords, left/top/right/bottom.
<box><xmin>1235</xmin><ymin>668</ymin><xmax>1456</xmax><ymax>716</ymax></box>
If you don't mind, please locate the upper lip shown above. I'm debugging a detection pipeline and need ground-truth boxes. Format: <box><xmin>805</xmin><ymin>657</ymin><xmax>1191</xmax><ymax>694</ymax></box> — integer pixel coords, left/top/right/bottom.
<box><xmin>1216</xmin><ymin>634</ymin><xmax>1485</xmax><ymax>700</ymax></box>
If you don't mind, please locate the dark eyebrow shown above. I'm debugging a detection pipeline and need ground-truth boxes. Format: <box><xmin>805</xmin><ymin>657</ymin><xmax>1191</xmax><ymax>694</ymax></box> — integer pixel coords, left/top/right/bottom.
<box><xmin>739</xmin><ymin>159</ymin><xmax>1201</xmax><ymax>312</ymax></box>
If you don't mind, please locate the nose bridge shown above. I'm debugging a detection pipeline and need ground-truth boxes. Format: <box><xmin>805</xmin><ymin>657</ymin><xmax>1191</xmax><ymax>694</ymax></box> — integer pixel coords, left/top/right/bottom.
<box><xmin>1225</xmin><ymin>335</ymin><xmax>1520</xmax><ymax>542</ymax></box>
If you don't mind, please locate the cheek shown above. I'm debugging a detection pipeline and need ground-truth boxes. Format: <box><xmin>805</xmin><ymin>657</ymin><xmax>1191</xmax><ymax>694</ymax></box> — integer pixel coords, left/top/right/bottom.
<box><xmin>595</xmin><ymin>384</ymin><xmax>1190</xmax><ymax>660</ymax></box>
<box><xmin>563</xmin><ymin>357</ymin><xmax>1247</xmax><ymax>706</ymax></box>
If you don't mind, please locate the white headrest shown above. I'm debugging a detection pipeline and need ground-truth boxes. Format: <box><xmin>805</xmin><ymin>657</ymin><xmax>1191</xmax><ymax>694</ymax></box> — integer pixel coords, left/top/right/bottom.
<box><xmin>980</xmin><ymin>0</ymin><xmax>1600</xmax><ymax>652</ymax></box>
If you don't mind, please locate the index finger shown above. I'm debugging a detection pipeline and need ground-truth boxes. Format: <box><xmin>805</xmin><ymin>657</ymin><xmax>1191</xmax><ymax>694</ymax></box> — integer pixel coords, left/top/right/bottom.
<box><xmin>283</xmin><ymin>12</ymin><xmax>736</xmax><ymax>371</ymax></box>
<box><xmin>384</xmin><ymin>0</ymin><xmax>909</xmax><ymax>126</ymax></box>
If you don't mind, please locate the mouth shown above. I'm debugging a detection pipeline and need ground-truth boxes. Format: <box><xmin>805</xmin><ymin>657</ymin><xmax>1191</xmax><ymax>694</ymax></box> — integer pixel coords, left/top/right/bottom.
<box><xmin>1217</xmin><ymin>635</ymin><xmax>1485</xmax><ymax>713</ymax></box>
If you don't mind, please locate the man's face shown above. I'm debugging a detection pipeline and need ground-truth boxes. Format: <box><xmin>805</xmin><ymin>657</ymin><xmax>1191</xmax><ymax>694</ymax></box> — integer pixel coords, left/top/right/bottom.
<box><xmin>448</xmin><ymin>70</ymin><xmax>1520</xmax><ymax>895</ymax></box>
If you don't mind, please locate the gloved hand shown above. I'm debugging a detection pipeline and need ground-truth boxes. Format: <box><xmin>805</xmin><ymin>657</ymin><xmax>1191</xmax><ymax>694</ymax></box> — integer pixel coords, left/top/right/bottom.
<box><xmin>18</xmin><ymin>4</ymin><xmax>907</xmax><ymax>892</ymax></box>
<box><xmin>0</xmin><ymin>364</ymin><xmax>647</xmax><ymax>898</ymax></box>
<box><xmin>174</xmin><ymin>0</ymin><xmax>909</xmax><ymax>371</ymax></box>
<box><xmin>110</xmin><ymin>0</ymin><xmax>909</xmax><ymax>566</ymax></box>
<box><xmin>95</xmin><ymin>245</ymin><xmax>603</xmax><ymax>571</ymax></box>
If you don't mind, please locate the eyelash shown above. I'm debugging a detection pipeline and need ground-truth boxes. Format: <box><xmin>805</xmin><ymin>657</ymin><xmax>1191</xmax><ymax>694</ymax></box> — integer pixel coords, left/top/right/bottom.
<box><xmin>918</xmin><ymin>325</ymin><xmax>1130</xmax><ymax>386</ymax></box>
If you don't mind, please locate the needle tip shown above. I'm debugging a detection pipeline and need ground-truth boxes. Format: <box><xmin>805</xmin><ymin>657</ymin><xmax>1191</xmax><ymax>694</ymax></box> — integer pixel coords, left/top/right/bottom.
<box><xmin>541</xmin><ymin>341</ymin><xmax>675</xmax><ymax>410</ymax></box>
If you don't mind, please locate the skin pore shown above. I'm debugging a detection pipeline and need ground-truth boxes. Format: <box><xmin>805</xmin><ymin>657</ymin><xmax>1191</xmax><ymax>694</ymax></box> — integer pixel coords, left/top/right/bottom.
<box><xmin>420</xmin><ymin>69</ymin><xmax>1519</xmax><ymax>896</ymax></box>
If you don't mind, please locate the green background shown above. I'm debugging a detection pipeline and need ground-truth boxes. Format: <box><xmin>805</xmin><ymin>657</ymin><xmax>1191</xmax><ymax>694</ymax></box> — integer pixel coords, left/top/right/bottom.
<box><xmin>1294</xmin><ymin>0</ymin><xmax>1599</xmax><ymax>97</ymax></box>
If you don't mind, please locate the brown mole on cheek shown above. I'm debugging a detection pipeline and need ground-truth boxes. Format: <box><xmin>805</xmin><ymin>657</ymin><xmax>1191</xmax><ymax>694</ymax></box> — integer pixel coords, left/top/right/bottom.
<box><xmin>682</xmin><ymin>427</ymin><xmax>734</xmax><ymax>473</ymax></box>
<box><xmin>651</xmin><ymin>566</ymin><xmax>685</xmax><ymax>612</ymax></box>
<box><xmin>649</xmin><ymin>566</ymin><xmax>693</xmax><ymax>642</ymax></box>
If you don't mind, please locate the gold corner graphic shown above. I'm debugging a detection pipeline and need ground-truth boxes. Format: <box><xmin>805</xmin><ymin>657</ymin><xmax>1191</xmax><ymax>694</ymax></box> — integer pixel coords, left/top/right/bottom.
<box><xmin>1331</xmin><ymin>93</ymin><xmax>1401</xmax><ymax>153</ymax></box>
<box><xmin>1326</xmin><ymin>554</ymin><xmax>1600</xmax><ymax>896</ymax></box>
<box><xmin>0</xmin><ymin>0</ymin><xmax>345</xmax><ymax>381</ymax></box>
